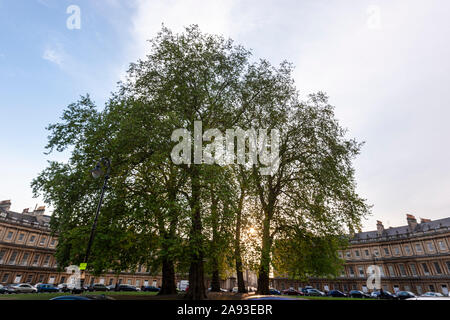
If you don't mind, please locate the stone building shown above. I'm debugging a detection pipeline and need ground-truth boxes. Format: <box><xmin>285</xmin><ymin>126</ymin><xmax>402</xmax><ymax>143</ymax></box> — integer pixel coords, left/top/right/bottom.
<box><xmin>0</xmin><ymin>200</ymin><xmax>163</xmax><ymax>287</ymax></box>
<box><xmin>272</xmin><ymin>214</ymin><xmax>450</xmax><ymax>295</ymax></box>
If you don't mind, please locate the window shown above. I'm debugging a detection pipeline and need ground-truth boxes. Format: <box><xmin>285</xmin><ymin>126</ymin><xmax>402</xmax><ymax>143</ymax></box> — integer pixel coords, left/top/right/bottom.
<box><xmin>383</xmin><ymin>248</ymin><xmax>390</xmax><ymax>255</ymax></box>
<box><xmin>415</xmin><ymin>243</ymin><xmax>422</xmax><ymax>253</ymax></box>
<box><xmin>50</xmin><ymin>239</ymin><xmax>56</xmax><ymax>246</ymax></box>
<box><xmin>394</xmin><ymin>247</ymin><xmax>400</xmax><ymax>255</ymax></box>
<box><xmin>346</xmin><ymin>251</ymin><xmax>351</xmax><ymax>258</ymax></box>
<box><xmin>29</xmin><ymin>235</ymin><xmax>36</xmax><ymax>243</ymax></box>
<box><xmin>409</xmin><ymin>264</ymin><xmax>418</xmax><ymax>276</ymax></box>
<box><xmin>8</xmin><ymin>251</ymin><xmax>18</xmax><ymax>265</ymax></box>
<box><xmin>127</xmin><ymin>279</ymin><xmax>132</xmax><ymax>285</ymax></box>
<box><xmin>433</xmin><ymin>262</ymin><xmax>442</xmax><ymax>274</ymax></box>
<box><xmin>136</xmin><ymin>280</ymin><xmax>140</xmax><ymax>286</ymax></box>
<box><xmin>2</xmin><ymin>273</ymin><xmax>9</xmax><ymax>283</ymax></box>
<box><xmin>404</xmin><ymin>245</ymin><xmax>411</xmax><ymax>254</ymax></box>
<box><xmin>438</xmin><ymin>241</ymin><xmax>446</xmax><ymax>251</ymax></box>
<box><xmin>422</xmin><ymin>263</ymin><xmax>430</xmax><ymax>275</ymax></box>
<box><xmin>60</xmin><ymin>276</ymin><xmax>66</xmax><ymax>283</ymax></box>
<box><xmin>355</xmin><ymin>250</ymin><xmax>360</xmax><ymax>257</ymax></box>
<box><xmin>374</xmin><ymin>249</ymin><xmax>379</xmax><ymax>256</ymax></box>
<box><xmin>6</xmin><ymin>231</ymin><xmax>13</xmax><ymax>240</ymax></box>
<box><xmin>109</xmin><ymin>278</ymin><xmax>114</xmax><ymax>285</ymax></box>
<box><xmin>118</xmin><ymin>279</ymin><xmax>122</xmax><ymax>284</ymax></box>
<box><xmin>43</xmin><ymin>255</ymin><xmax>50</xmax><ymax>266</ymax></box>
<box><xmin>427</xmin><ymin>242</ymin><xmax>434</xmax><ymax>252</ymax></box>
<box><xmin>0</xmin><ymin>249</ymin><xmax>6</xmax><ymax>263</ymax></box>
<box><xmin>32</xmin><ymin>254</ymin><xmax>40</xmax><ymax>266</ymax></box>
<box><xmin>399</xmin><ymin>264</ymin><xmax>407</xmax><ymax>276</ymax></box>
<box><xmin>404</xmin><ymin>285</ymin><xmax>410</xmax><ymax>291</ymax></box>
<box><xmin>39</xmin><ymin>237</ymin><xmax>46</xmax><ymax>245</ymax></box>
<box><xmin>365</xmin><ymin>249</ymin><xmax>369</xmax><ymax>256</ymax></box>
<box><xmin>416</xmin><ymin>286</ymin><xmax>422</xmax><ymax>295</ymax></box>
<box><xmin>348</xmin><ymin>266</ymin><xmax>355</xmax><ymax>277</ymax></box>
<box><xmin>20</xmin><ymin>253</ymin><xmax>29</xmax><ymax>266</ymax></box>
<box><xmin>26</xmin><ymin>274</ymin><xmax>33</xmax><ymax>283</ymax></box>
<box><xmin>38</xmin><ymin>275</ymin><xmax>44</xmax><ymax>283</ymax></box>
<box><xmin>18</xmin><ymin>233</ymin><xmax>24</xmax><ymax>241</ymax></box>
<box><xmin>429</xmin><ymin>284</ymin><xmax>435</xmax><ymax>292</ymax></box>
<box><xmin>446</xmin><ymin>261</ymin><xmax>450</xmax><ymax>273</ymax></box>
<box><xmin>358</xmin><ymin>266</ymin><xmax>364</xmax><ymax>277</ymax></box>
<box><xmin>388</xmin><ymin>265</ymin><xmax>396</xmax><ymax>277</ymax></box>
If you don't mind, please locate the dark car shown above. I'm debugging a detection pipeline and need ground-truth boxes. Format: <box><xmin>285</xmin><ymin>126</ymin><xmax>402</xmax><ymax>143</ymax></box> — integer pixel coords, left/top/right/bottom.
<box><xmin>327</xmin><ymin>290</ymin><xmax>347</xmax><ymax>297</ymax></box>
<box><xmin>282</xmin><ymin>288</ymin><xmax>302</xmax><ymax>296</ymax></box>
<box><xmin>118</xmin><ymin>284</ymin><xmax>138</xmax><ymax>292</ymax></box>
<box><xmin>36</xmin><ymin>284</ymin><xmax>59</xmax><ymax>293</ymax></box>
<box><xmin>142</xmin><ymin>286</ymin><xmax>160</xmax><ymax>292</ymax></box>
<box><xmin>4</xmin><ymin>284</ymin><xmax>19</xmax><ymax>294</ymax></box>
<box><xmin>396</xmin><ymin>291</ymin><xmax>416</xmax><ymax>300</ymax></box>
<box><xmin>300</xmin><ymin>286</ymin><xmax>313</xmax><ymax>295</ymax></box>
<box><xmin>87</xmin><ymin>284</ymin><xmax>109</xmax><ymax>292</ymax></box>
<box><xmin>305</xmin><ymin>288</ymin><xmax>325</xmax><ymax>296</ymax></box>
<box><xmin>269</xmin><ymin>288</ymin><xmax>281</xmax><ymax>295</ymax></box>
<box><xmin>349</xmin><ymin>290</ymin><xmax>370</xmax><ymax>298</ymax></box>
<box><xmin>371</xmin><ymin>290</ymin><xmax>397</xmax><ymax>300</ymax></box>
<box><xmin>0</xmin><ymin>285</ymin><xmax>6</xmax><ymax>294</ymax></box>
<box><xmin>1</xmin><ymin>284</ymin><xmax>17</xmax><ymax>294</ymax></box>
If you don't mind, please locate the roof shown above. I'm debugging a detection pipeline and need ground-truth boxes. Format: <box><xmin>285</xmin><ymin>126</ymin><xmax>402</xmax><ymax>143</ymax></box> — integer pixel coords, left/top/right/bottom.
<box><xmin>352</xmin><ymin>217</ymin><xmax>450</xmax><ymax>241</ymax></box>
<box><xmin>0</xmin><ymin>206</ymin><xmax>51</xmax><ymax>228</ymax></box>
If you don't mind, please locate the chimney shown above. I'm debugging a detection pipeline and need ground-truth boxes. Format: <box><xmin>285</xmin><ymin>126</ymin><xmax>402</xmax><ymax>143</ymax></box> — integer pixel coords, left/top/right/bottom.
<box><xmin>33</xmin><ymin>206</ymin><xmax>45</xmax><ymax>216</ymax></box>
<box><xmin>420</xmin><ymin>218</ymin><xmax>431</xmax><ymax>223</ymax></box>
<box><xmin>376</xmin><ymin>220</ymin><xmax>384</xmax><ymax>236</ymax></box>
<box><xmin>22</xmin><ymin>208</ymin><xmax>29</xmax><ymax>213</ymax></box>
<box><xmin>0</xmin><ymin>200</ymin><xmax>11</xmax><ymax>211</ymax></box>
<box><xmin>407</xmin><ymin>214</ymin><xmax>418</xmax><ymax>231</ymax></box>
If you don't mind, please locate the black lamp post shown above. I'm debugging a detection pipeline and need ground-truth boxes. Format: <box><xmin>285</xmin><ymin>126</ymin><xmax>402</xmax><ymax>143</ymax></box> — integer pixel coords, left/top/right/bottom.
<box><xmin>79</xmin><ymin>157</ymin><xmax>111</xmax><ymax>290</ymax></box>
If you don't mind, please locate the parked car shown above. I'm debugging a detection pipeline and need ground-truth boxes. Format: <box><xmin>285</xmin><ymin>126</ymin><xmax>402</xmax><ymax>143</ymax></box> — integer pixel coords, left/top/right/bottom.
<box><xmin>142</xmin><ymin>286</ymin><xmax>160</xmax><ymax>292</ymax></box>
<box><xmin>117</xmin><ymin>284</ymin><xmax>139</xmax><ymax>292</ymax></box>
<box><xmin>300</xmin><ymin>286</ymin><xmax>313</xmax><ymax>295</ymax></box>
<box><xmin>36</xmin><ymin>284</ymin><xmax>59</xmax><ymax>293</ymax></box>
<box><xmin>282</xmin><ymin>288</ymin><xmax>301</xmax><ymax>296</ymax></box>
<box><xmin>349</xmin><ymin>290</ymin><xmax>370</xmax><ymax>298</ymax></box>
<box><xmin>327</xmin><ymin>290</ymin><xmax>347</xmax><ymax>297</ymax></box>
<box><xmin>269</xmin><ymin>288</ymin><xmax>281</xmax><ymax>295</ymax></box>
<box><xmin>371</xmin><ymin>290</ymin><xmax>397</xmax><ymax>300</ymax></box>
<box><xmin>12</xmin><ymin>283</ymin><xmax>37</xmax><ymax>293</ymax></box>
<box><xmin>207</xmin><ymin>287</ymin><xmax>228</xmax><ymax>292</ymax></box>
<box><xmin>87</xmin><ymin>284</ymin><xmax>109</xmax><ymax>292</ymax></box>
<box><xmin>305</xmin><ymin>288</ymin><xmax>325</xmax><ymax>296</ymax></box>
<box><xmin>57</xmin><ymin>283</ymin><xmax>71</xmax><ymax>293</ymax></box>
<box><xmin>4</xmin><ymin>284</ymin><xmax>19</xmax><ymax>294</ymax></box>
<box><xmin>421</xmin><ymin>292</ymin><xmax>444</xmax><ymax>297</ymax></box>
<box><xmin>0</xmin><ymin>284</ymin><xmax>8</xmax><ymax>294</ymax></box>
<box><xmin>396</xmin><ymin>291</ymin><xmax>416</xmax><ymax>300</ymax></box>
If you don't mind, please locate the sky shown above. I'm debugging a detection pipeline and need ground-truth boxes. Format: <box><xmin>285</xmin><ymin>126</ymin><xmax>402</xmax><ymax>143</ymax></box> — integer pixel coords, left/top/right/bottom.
<box><xmin>1</xmin><ymin>0</ymin><xmax>450</xmax><ymax>231</ymax></box>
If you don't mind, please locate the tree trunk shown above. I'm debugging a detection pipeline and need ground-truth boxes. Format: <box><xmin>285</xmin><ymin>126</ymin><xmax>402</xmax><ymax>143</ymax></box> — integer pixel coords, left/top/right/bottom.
<box><xmin>185</xmin><ymin>166</ymin><xmax>206</xmax><ymax>300</ymax></box>
<box><xmin>234</xmin><ymin>193</ymin><xmax>247</xmax><ymax>293</ymax></box>
<box><xmin>210</xmin><ymin>267</ymin><xmax>221</xmax><ymax>292</ymax></box>
<box><xmin>257</xmin><ymin>218</ymin><xmax>271</xmax><ymax>295</ymax></box>
<box><xmin>158</xmin><ymin>257</ymin><xmax>177</xmax><ymax>295</ymax></box>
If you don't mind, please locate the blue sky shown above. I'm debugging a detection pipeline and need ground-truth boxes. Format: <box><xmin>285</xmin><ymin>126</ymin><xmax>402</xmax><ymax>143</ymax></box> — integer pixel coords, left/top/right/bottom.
<box><xmin>1</xmin><ymin>0</ymin><xmax>450</xmax><ymax>231</ymax></box>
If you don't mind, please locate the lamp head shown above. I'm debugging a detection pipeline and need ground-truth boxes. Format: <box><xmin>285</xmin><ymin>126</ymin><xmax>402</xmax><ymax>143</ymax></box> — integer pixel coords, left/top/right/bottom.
<box><xmin>91</xmin><ymin>162</ymin><xmax>103</xmax><ymax>179</ymax></box>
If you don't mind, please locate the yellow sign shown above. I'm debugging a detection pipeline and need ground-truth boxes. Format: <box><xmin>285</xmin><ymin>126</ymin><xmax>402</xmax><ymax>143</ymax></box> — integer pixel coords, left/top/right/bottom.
<box><xmin>79</xmin><ymin>263</ymin><xmax>87</xmax><ymax>270</ymax></box>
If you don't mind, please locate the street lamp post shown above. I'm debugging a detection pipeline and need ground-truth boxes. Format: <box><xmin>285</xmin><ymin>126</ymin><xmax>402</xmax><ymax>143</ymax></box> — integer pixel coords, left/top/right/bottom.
<box><xmin>79</xmin><ymin>157</ymin><xmax>111</xmax><ymax>290</ymax></box>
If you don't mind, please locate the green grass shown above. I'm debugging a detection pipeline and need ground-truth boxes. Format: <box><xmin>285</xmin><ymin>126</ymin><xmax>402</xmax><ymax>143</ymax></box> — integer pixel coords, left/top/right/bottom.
<box><xmin>0</xmin><ymin>291</ymin><xmax>159</xmax><ymax>300</ymax></box>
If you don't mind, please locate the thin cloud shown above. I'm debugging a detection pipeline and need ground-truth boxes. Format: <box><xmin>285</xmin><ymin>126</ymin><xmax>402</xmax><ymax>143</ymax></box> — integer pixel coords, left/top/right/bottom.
<box><xmin>42</xmin><ymin>48</ymin><xmax>63</xmax><ymax>67</ymax></box>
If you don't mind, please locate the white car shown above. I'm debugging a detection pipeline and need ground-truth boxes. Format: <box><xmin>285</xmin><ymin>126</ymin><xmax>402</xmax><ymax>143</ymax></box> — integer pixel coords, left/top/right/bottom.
<box><xmin>421</xmin><ymin>292</ymin><xmax>444</xmax><ymax>297</ymax></box>
<box><xmin>12</xmin><ymin>283</ymin><xmax>37</xmax><ymax>293</ymax></box>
